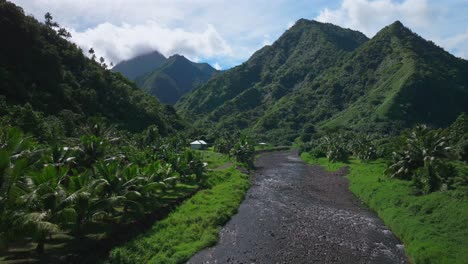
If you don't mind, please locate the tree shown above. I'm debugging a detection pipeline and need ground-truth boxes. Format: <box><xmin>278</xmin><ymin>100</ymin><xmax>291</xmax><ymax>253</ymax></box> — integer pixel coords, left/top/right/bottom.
<box><xmin>383</xmin><ymin>125</ymin><xmax>462</xmax><ymax>194</ymax></box>
<box><xmin>321</xmin><ymin>133</ymin><xmax>350</xmax><ymax>162</ymax></box>
<box><xmin>58</xmin><ymin>28</ymin><xmax>71</xmax><ymax>38</ymax></box>
<box><xmin>448</xmin><ymin>113</ymin><xmax>468</xmax><ymax>163</ymax></box>
<box><xmin>89</xmin><ymin>48</ymin><xmax>96</xmax><ymax>61</ymax></box>
<box><xmin>230</xmin><ymin>135</ymin><xmax>255</xmax><ymax>168</ymax></box>
<box><xmin>44</xmin><ymin>12</ymin><xmax>59</xmax><ymax>28</ymax></box>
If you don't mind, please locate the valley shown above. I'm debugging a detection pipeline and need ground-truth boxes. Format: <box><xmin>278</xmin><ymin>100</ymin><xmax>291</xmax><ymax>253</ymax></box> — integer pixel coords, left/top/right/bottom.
<box><xmin>0</xmin><ymin>0</ymin><xmax>467</xmax><ymax>263</ymax></box>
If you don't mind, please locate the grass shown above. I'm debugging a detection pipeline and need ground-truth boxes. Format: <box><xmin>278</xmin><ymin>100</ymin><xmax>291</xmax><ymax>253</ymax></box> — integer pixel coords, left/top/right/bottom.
<box><xmin>194</xmin><ymin>149</ymin><xmax>232</xmax><ymax>169</ymax></box>
<box><xmin>108</xmin><ymin>152</ymin><xmax>250</xmax><ymax>264</ymax></box>
<box><xmin>301</xmin><ymin>153</ymin><xmax>468</xmax><ymax>264</ymax></box>
<box><xmin>300</xmin><ymin>152</ymin><xmax>350</xmax><ymax>171</ymax></box>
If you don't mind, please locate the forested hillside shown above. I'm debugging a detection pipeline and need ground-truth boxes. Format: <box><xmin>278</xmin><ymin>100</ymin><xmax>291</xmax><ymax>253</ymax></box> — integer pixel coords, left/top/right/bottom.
<box><xmin>0</xmin><ymin>2</ymin><xmax>209</xmax><ymax>262</ymax></box>
<box><xmin>0</xmin><ymin>0</ymin><xmax>183</xmax><ymax>136</ymax></box>
<box><xmin>135</xmin><ymin>55</ymin><xmax>217</xmax><ymax>104</ymax></box>
<box><xmin>177</xmin><ymin>20</ymin><xmax>468</xmax><ymax>143</ymax></box>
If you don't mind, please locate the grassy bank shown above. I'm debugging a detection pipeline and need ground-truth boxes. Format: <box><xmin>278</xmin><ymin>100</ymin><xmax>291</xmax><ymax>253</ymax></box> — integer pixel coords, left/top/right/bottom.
<box><xmin>109</xmin><ymin>152</ymin><xmax>250</xmax><ymax>264</ymax></box>
<box><xmin>301</xmin><ymin>153</ymin><xmax>468</xmax><ymax>264</ymax></box>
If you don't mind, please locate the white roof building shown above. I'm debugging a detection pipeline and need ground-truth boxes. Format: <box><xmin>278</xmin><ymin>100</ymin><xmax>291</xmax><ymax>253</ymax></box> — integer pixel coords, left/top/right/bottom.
<box><xmin>190</xmin><ymin>140</ymin><xmax>208</xmax><ymax>149</ymax></box>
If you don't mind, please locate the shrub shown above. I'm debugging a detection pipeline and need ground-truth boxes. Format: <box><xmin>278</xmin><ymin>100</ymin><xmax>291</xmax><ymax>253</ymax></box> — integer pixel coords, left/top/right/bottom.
<box><xmin>230</xmin><ymin>135</ymin><xmax>255</xmax><ymax>168</ymax></box>
<box><xmin>413</xmin><ymin>159</ymin><xmax>457</xmax><ymax>194</ymax></box>
<box><xmin>348</xmin><ymin>134</ymin><xmax>378</xmax><ymax>162</ymax></box>
<box><xmin>321</xmin><ymin>134</ymin><xmax>350</xmax><ymax>163</ymax></box>
<box><xmin>385</xmin><ymin>125</ymin><xmax>450</xmax><ymax>180</ymax></box>
<box><xmin>448</xmin><ymin>113</ymin><xmax>468</xmax><ymax>163</ymax></box>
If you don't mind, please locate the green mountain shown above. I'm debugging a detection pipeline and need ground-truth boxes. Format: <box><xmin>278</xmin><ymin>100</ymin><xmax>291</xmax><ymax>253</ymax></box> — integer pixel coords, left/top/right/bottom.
<box><xmin>176</xmin><ymin>20</ymin><xmax>468</xmax><ymax>143</ymax></box>
<box><xmin>112</xmin><ymin>50</ymin><xmax>167</xmax><ymax>80</ymax></box>
<box><xmin>135</xmin><ymin>54</ymin><xmax>217</xmax><ymax>104</ymax></box>
<box><xmin>0</xmin><ymin>0</ymin><xmax>181</xmax><ymax>134</ymax></box>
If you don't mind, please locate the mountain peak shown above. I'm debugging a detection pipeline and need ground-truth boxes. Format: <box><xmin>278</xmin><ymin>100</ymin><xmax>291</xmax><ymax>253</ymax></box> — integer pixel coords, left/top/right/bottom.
<box><xmin>168</xmin><ymin>54</ymin><xmax>189</xmax><ymax>62</ymax></box>
<box><xmin>290</xmin><ymin>18</ymin><xmax>327</xmax><ymax>30</ymax></box>
<box><xmin>375</xmin><ymin>20</ymin><xmax>414</xmax><ymax>38</ymax></box>
<box><xmin>169</xmin><ymin>54</ymin><xmax>185</xmax><ymax>59</ymax></box>
<box><xmin>390</xmin><ymin>20</ymin><xmax>404</xmax><ymax>27</ymax></box>
<box><xmin>136</xmin><ymin>55</ymin><xmax>216</xmax><ymax>105</ymax></box>
<box><xmin>112</xmin><ymin>50</ymin><xmax>167</xmax><ymax>80</ymax></box>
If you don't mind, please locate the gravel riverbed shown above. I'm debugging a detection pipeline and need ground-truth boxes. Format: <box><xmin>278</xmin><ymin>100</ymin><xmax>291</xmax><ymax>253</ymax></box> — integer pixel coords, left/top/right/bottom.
<box><xmin>188</xmin><ymin>150</ymin><xmax>407</xmax><ymax>264</ymax></box>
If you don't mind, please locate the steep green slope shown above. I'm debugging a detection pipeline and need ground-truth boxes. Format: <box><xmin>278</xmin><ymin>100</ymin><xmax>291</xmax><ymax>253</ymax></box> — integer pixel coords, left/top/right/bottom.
<box><xmin>135</xmin><ymin>55</ymin><xmax>217</xmax><ymax>104</ymax></box>
<box><xmin>0</xmin><ymin>0</ymin><xmax>181</xmax><ymax>133</ymax></box>
<box><xmin>177</xmin><ymin>19</ymin><xmax>468</xmax><ymax>143</ymax></box>
<box><xmin>112</xmin><ymin>50</ymin><xmax>167</xmax><ymax>80</ymax></box>
<box><xmin>261</xmin><ymin>21</ymin><xmax>468</xmax><ymax>137</ymax></box>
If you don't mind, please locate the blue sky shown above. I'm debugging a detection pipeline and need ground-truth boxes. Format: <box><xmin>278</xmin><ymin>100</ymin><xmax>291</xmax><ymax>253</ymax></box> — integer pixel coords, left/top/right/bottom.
<box><xmin>11</xmin><ymin>0</ymin><xmax>468</xmax><ymax>70</ymax></box>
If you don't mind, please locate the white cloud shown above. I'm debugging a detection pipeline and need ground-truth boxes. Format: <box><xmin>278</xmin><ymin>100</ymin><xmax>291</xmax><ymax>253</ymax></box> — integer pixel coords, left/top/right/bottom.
<box><xmin>213</xmin><ymin>62</ymin><xmax>222</xmax><ymax>70</ymax></box>
<box><xmin>10</xmin><ymin>0</ymin><xmax>468</xmax><ymax>65</ymax></box>
<box><xmin>316</xmin><ymin>0</ymin><xmax>434</xmax><ymax>37</ymax></box>
<box><xmin>14</xmin><ymin>0</ymin><xmax>333</xmax><ymax>68</ymax></box>
<box><xmin>68</xmin><ymin>21</ymin><xmax>232</xmax><ymax>64</ymax></box>
<box><xmin>11</xmin><ymin>0</ymin><xmax>299</xmax><ymax>68</ymax></box>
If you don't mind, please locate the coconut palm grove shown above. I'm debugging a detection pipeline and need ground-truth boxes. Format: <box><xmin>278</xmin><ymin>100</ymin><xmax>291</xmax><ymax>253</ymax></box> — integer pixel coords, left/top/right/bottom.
<box><xmin>0</xmin><ymin>0</ymin><xmax>467</xmax><ymax>263</ymax></box>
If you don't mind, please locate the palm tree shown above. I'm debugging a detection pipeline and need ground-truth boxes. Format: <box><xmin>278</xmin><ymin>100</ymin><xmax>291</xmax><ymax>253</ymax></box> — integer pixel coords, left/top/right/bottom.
<box><xmin>21</xmin><ymin>165</ymin><xmax>75</xmax><ymax>252</ymax></box>
<box><xmin>386</xmin><ymin>125</ymin><xmax>450</xmax><ymax>180</ymax></box>
<box><xmin>0</xmin><ymin>127</ymin><xmax>41</xmax><ymax>249</ymax></box>
<box><xmin>16</xmin><ymin>211</ymin><xmax>61</xmax><ymax>253</ymax></box>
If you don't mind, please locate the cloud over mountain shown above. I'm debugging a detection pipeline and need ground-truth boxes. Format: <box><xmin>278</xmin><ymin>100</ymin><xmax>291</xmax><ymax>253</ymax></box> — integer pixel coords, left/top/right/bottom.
<box><xmin>68</xmin><ymin>21</ymin><xmax>232</xmax><ymax>65</ymax></box>
<box><xmin>316</xmin><ymin>0</ymin><xmax>435</xmax><ymax>37</ymax></box>
<box><xmin>11</xmin><ymin>0</ymin><xmax>468</xmax><ymax>67</ymax></box>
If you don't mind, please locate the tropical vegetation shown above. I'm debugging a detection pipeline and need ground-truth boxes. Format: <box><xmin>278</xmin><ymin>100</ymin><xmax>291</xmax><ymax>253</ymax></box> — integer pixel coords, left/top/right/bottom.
<box><xmin>301</xmin><ymin>113</ymin><xmax>468</xmax><ymax>263</ymax></box>
<box><xmin>109</xmin><ymin>161</ymin><xmax>250</xmax><ymax>264</ymax></box>
<box><xmin>1</xmin><ymin>0</ymin><xmax>468</xmax><ymax>263</ymax></box>
<box><xmin>0</xmin><ymin>123</ymin><xmax>207</xmax><ymax>253</ymax></box>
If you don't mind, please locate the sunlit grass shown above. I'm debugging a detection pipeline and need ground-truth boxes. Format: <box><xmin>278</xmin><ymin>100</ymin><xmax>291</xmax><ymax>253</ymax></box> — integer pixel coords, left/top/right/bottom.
<box><xmin>194</xmin><ymin>149</ymin><xmax>232</xmax><ymax>169</ymax></box>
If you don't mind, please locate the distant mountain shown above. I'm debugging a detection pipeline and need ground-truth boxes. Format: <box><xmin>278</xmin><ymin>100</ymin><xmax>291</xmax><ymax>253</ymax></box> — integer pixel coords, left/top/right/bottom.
<box><xmin>112</xmin><ymin>51</ymin><xmax>167</xmax><ymax>80</ymax></box>
<box><xmin>135</xmin><ymin>55</ymin><xmax>217</xmax><ymax>104</ymax></box>
<box><xmin>0</xmin><ymin>0</ymin><xmax>182</xmax><ymax>134</ymax></box>
<box><xmin>176</xmin><ymin>19</ymin><xmax>468</xmax><ymax>143</ymax></box>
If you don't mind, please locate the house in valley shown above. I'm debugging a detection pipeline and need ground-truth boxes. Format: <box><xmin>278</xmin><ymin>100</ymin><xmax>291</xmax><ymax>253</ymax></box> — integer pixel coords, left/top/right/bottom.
<box><xmin>190</xmin><ymin>140</ymin><xmax>208</xmax><ymax>150</ymax></box>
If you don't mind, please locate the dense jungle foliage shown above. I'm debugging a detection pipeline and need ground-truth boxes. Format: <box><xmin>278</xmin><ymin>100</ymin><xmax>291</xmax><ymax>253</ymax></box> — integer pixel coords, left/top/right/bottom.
<box><xmin>0</xmin><ymin>1</ymin><xmax>208</xmax><ymax>260</ymax></box>
<box><xmin>0</xmin><ymin>122</ymin><xmax>207</xmax><ymax>253</ymax></box>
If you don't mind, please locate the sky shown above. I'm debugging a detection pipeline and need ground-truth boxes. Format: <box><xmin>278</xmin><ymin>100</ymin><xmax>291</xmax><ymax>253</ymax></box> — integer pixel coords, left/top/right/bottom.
<box><xmin>11</xmin><ymin>0</ymin><xmax>468</xmax><ymax>70</ymax></box>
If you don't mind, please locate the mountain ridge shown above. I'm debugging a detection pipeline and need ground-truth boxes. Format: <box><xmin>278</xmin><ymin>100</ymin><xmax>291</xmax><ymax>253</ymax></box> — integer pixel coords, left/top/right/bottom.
<box><xmin>177</xmin><ymin>19</ymin><xmax>368</xmax><ymax>117</ymax></box>
<box><xmin>176</xmin><ymin>19</ymin><xmax>468</xmax><ymax>143</ymax></box>
<box><xmin>135</xmin><ymin>54</ymin><xmax>217</xmax><ymax>104</ymax></box>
